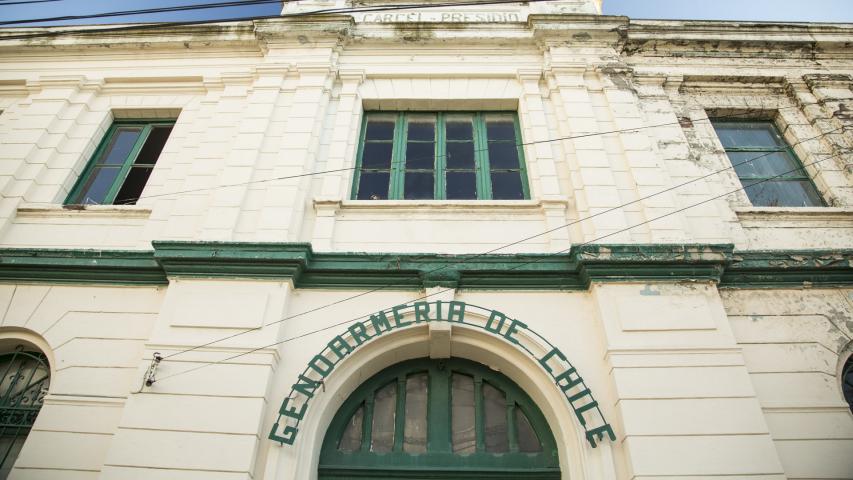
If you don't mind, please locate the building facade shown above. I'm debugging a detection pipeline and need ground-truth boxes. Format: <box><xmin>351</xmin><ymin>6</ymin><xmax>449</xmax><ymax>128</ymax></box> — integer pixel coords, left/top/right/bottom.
<box><xmin>0</xmin><ymin>0</ymin><xmax>852</xmax><ymax>478</ymax></box>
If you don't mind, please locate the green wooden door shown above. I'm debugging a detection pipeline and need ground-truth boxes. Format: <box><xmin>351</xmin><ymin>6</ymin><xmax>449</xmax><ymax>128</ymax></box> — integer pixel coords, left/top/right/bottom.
<box><xmin>319</xmin><ymin>358</ymin><xmax>560</xmax><ymax>480</ymax></box>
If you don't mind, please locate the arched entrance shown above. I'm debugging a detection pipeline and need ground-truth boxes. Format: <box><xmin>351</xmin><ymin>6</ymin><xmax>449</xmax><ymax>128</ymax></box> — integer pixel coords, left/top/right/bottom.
<box><xmin>318</xmin><ymin>357</ymin><xmax>560</xmax><ymax>479</ymax></box>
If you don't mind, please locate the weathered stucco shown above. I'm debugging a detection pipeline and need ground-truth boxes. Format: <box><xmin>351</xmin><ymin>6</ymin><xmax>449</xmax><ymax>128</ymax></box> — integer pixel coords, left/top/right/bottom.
<box><xmin>0</xmin><ymin>1</ymin><xmax>851</xmax><ymax>479</ymax></box>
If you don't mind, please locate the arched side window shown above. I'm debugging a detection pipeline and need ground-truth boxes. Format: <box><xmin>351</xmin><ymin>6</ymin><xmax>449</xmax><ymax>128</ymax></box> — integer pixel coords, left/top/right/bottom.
<box><xmin>320</xmin><ymin>358</ymin><xmax>560</xmax><ymax>479</ymax></box>
<box><xmin>0</xmin><ymin>346</ymin><xmax>50</xmax><ymax>479</ymax></box>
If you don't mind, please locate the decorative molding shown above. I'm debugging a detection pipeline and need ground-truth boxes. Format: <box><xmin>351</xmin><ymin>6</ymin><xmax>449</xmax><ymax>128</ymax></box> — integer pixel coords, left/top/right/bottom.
<box><xmin>1</xmin><ymin>242</ymin><xmax>851</xmax><ymax>288</ymax></box>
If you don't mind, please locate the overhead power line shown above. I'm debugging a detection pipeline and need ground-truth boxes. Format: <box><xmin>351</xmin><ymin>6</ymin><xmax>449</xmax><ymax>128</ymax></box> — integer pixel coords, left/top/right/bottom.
<box><xmin>152</xmin><ymin>146</ymin><xmax>852</xmax><ymax>385</ymax></box>
<box><xmin>153</xmin><ymin>120</ymin><xmax>846</xmax><ymax>365</ymax></box>
<box><xmin>0</xmin><ymin>0</ymin><xmax>284</xmax><ymax>26</ymax></box>
<box><xmin>112</xmin><ymin>106</ymin><xmax>810</xmax><ymax>206</ymax></box>
<box><xmin>0</xmin><ymin>0</ymin><xmax>62</xmax><ymax>6</ymax></box>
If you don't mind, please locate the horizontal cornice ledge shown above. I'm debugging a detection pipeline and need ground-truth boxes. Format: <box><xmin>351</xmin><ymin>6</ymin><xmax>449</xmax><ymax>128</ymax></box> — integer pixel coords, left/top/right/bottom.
<box><xmin>1</xmin><ymin>243</ymin><xmax>850</xmax><ymax>289</ymax></box>
<box><xmin>0</xmin><ymin>249</ymin><xmax>166</xmax><ymax>286</ymax></box>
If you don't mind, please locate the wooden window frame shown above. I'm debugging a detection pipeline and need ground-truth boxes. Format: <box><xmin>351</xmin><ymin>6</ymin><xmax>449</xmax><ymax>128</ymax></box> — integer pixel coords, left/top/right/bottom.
<box><xmin>351</xmin><ymin>111</ymin><xmax>531</xmax><ymax>201</ymax></box>
<box><xmin>65</xmin><ymin>119</ymin><xmax>175</xmax><ymax>205</ymax></box>
<box><xmin>711</xmin><ymin>119</ymin><xmax>825</xmax><ymax>207</ymax></box>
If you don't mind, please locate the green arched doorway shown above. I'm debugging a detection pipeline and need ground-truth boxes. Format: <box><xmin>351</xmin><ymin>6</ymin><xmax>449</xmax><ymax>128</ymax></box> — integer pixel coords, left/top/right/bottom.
<box><xmin>319</xmin><ymin>358</ymin><xmax>560</xmax><ymax>479</ymax></box>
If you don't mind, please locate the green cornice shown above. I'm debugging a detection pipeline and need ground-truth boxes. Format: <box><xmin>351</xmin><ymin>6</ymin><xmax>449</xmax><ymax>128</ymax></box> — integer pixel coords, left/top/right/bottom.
<box><xmin>0</xmin><ymin>248</ymin><xmax>166</xmax><ymax>285</ymax></box>
<box><xmin>0</xmin><ymin>242</ymin><xmax>851</xmax><ymax>289</ymax></box>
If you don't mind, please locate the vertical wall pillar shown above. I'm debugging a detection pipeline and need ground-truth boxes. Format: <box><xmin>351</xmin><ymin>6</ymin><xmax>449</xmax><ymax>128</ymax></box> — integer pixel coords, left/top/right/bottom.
<box><xmin>589</xmin><ymin>281</ymin><xmax>786</xmax><ymax>479</ymax></box>
<box><xmin>312</xmin><ymin>70</ymin><xmax>365</xmax><ymax>251</ymax></box>
<box><xmin>517</xmin><ymin>69</ymin><xmax>572</xmax><ymax>252</ymax></box>
<box><xmin>547</xmin><ymin>63</ymin><xmax>631</xmax><ymax>243</ymax></box>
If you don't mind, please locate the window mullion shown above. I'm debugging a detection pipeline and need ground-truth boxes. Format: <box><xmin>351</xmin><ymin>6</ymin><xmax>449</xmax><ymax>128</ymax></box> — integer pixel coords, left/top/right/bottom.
<box><xmin>474</xmin><ymin>114</ymin><xmax>492</xmax><ymax>200</ymax></box>
<box><xmin>362</xmin><ymin>396</ymin><xmax>375</xmax><ymax>453</ymax></box>
<box><xmin>435</xmin><ymin>113</ymin><xmax>446</xmax><ymax>200</ymax></box>
<box><xmin>513</xmin><ymin>113</ymin><xmax>530</xmax><ymax>199</ymax></box>
<box><xmin>474</xmin><ymin>376</ymin><xmax>485</xmax><ymax>452</ymax></box>
<box><xmin>389</xmin><ymin>113</ymin><xmax>407</xmax><ymax>200</ymax></box>
<box><xmin>104</xmin><ymin>124</ymin><xmax>151</xmax><ymax>204</ymax></box>
<box><xmin>67</xmin><ymin>123</ymin><xmax>120</xmax><ymax>204</ymax></box>
<box><xmin>393</xmin><ymin>376</ymin><xmax>406</xmax><ymax>452</ymax></box>
<box><xmin>350</xmin><ymin>114</ymin><xmax>369</xmax><ymax>200</ymax></box>
<box><xmin>507</xmin><ymin>398</ymin><xmax>518</xmax><ymax>453</ymax></box>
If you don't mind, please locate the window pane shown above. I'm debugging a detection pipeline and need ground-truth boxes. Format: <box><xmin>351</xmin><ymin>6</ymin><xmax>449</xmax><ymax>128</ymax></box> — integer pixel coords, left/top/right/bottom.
<box><xmin>483</xmin><ymin>382</ymin><xmax>508</xmax><ymax>453</ymax></box>
<box><xmin>73</xmin><ymin>166</ymin><xmax>121</xmax><ymax>204</ymax></box>
<box><xmin>134</xmin><ymin>125</ymin><xmax>173</xmax><ymax>165</ymax></box>
<box><xmin>371</xmin><ymin>382</ymin><xmax>396</xmax><ymax>453</ymax></box>
<box><xmin>446</xmin><ymin>119</ymin><xmax>473</xmax><ymax>140</ymax></box>
<box><xmin>99</xmin><ymin>127</ymin><xmax>142</xmax><ymax>165</ymax></box>
<box><xmin>338</xmin><ymin>404</ymin><xmax>364</xmax><ymax>453</ymax></box>
<box><xmin>361</xmin><ymin>143</ymin><xmax>393</xmax><ymax>169</ymax></box>
<box><xmin>404</xmin><ymin>373</ymin><xmax>428</xmax><ymax>453</ymax></box>
<box><xmin>713</xmin><ymin>122</ymin><xmax>785</xmax><ymax>149</ymax></box>
<box><xmin>451</xmin><ymin>374</ymin><xmax>476</xmax><ymax>455</ymax></box>
<box><xmin>743</xmin><ymin>179</ymin><xmax>823</xmax><ymax>207</ymax></box>
<box><xmin>446</xmin><ymin>172</ymin><xmax>477</xmax><ymax>200</ymax></box>
<box><xmin>405</xmin><ymin>142</ymin><xmax>435</xmax><ymax>170</ymax></box>
<box><xmin>404</xmin><ymin>172</ymin><xmax>434</xmax><ymax>200</ymax></box>
<box><xmin>486</xmin><ymin>120</ymin><xmax>516</xmax><ymax>142</ymax></box>
<box><xmin>516</xmin><ymin>407</ymin><xmax>543</xmax><ymax>453</ymax></box>
<box><xmin>407</xmin><ymin>117</ymin><xmax>435</xmax><ymax>141</ymax></box>
<box><xmin>446</xmin><ymin>142</ymin><xmax>475</xmax><ymax>170</ymax></box>
<box><xmin>491</xmin><ymin>171</ymin><xmax>524</xmax><ymax>200</ymax></box>
<box><xmin>113</xmin><ymin>167</ymin><xmax>153</xmax><ymax>205</ymax></box>
<box><xmin>357</xmin><ymin>171</ymin><xmax>390</xmax><ymax>200</ymax></box>
<box><xmin>365</xmin><ymin>118</ymin><xmax>395</xmax><ymax>140</ymax></box>
<box><xmin>729</xmin><ymin>151</ymin><xmax>801</xmax><ymax>178</ymax></box>
<box><xmin>488</xmin><ymin>143</ymin><xmax>520</xmax><ymax>169</ymax></box>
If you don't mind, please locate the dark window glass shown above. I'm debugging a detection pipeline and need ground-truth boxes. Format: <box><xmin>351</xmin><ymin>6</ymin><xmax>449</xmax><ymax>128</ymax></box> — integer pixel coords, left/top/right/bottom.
<box><xmin>491</xmin><ymin>171</ymin><xmax>525</xmax><ymax>200</ymax></box>
<box><xmin>515</xmin><ymin>408</ymin><xmax>542</xmax><ymax>453</ymax></box>
<box><xmin>403</xmin><ymin>373</ymin><xmax>428</xmax><ymax>453</ymax></box>
<box><xmin>357</xmin><ymin>172</ymin><xmax>391</xmax><ymax>200</ymax></box>
<box><xmin>67</xmin><ymin>122</ymin><xmax>174</xmax><ymax>205</ymax></box>
<box><xmin>371</xmin><ymin>382</ymin><xmax>397</xmax><ymax>453</ymax></box>
<box><xmin>404</xmin><ymin>172</ymin><xmax>434</xmax><ymax>200</ymax></box>
<box><xmin>451</xmin><ymin>374</ymin><xmax>476</xmax><ymax>454</ymax></box>
<box><xmin>338</xmin><ymin>404</ymin><xmax>364</xmax><ymax>453</ymax></box>
<box><xmin>712</xmin><ymin>120</ymin><xmax>822</xmax><ymax>207</ymax></box>
<box><xmin>114</xmin><ymin>167</ymin><xmax>154</xmax><ymax>205</ymax></box>
<box><xmin>361</xmin><ymin>143</ymin><xmax>394</xmax><ymax>169</ymax></box>
<box><xmin>405</xmin><ymin>142</ymin><xmax>435</xmax><ymax>170</ymax></box>
<box><xmin>446</xmin><ymin>119</ymin><xmax>473</xmax><ymax>140</ymax></box>
<box><xmin>446</xmin><ymin>142</ymin><xmax>475</xmax><ymax>170</ymax></box>
<box><xmin>483</xmin><ymin>382</ymin><xmax>508</xmax><ymax>453</ymax></box>
<box><xmin>488</xmin><ymin>143</ymin><xmax>520</xmax><ymax>169</ymax></box>
<box><xmin>446</xmin><ymin>172</ymin><xmax>477</xmax><ymax>200</ymax></box>
<box><xmin>365</xmin><ymin>119</ymin><xmax>395</xmax><ymax>140</ymax></box>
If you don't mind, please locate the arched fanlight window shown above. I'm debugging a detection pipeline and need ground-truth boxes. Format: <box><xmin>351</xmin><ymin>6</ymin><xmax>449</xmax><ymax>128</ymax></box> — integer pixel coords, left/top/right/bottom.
<box><xmin>843</xmin><ymin>354</ymin><xmax>853</xmax><ymax>414</ymax></box>
<box><xmin>320</xmin><ymin>358</ymin><xmax>560</xmax><ymax>479</ymax></box>
<box><xmin>0</xmin><ymin>346</ymin><xmax>50</xmax><ymax>479</ymax></box>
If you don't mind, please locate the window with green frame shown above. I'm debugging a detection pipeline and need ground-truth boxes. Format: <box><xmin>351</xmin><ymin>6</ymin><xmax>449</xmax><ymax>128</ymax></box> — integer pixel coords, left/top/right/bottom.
<box><xmin>711</xmin><ymin>120</ymin><xmax>824</xmax><ymax>207</ymax></box>
<box><xmin>66</xmin><ymin>120</ymin><xmax>175</xmax><ymax>205</ymax></box>
<box><xmin>319</xmin><ymin>358</ymin><xmax>560</xmax><ymax>480</ymax></box>
<box><xmin>352</xmin><ymin>112</ymin><xmax>530</xmax><ymax>201</ymax></box>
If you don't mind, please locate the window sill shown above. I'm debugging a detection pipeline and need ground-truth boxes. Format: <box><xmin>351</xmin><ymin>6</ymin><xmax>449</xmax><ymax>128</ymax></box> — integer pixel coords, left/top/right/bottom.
<box><xmin>16</xmin><ymin>204</ymin><xmax>153</xmax><ymax>219</ymax></box>
<box><xmin>734</xmin><ymin>206</ymin><xmax>853</xmax><ymax>223</ymax></box>
<box><xmin>313</xmin><ymin>198</ymin><xmax>569</xmax><ymax>215</ymax></box>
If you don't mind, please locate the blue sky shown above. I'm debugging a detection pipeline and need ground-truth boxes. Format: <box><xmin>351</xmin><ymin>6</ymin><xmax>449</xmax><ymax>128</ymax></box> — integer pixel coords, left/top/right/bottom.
<box><xmin>1</xmin><ymin>0</ymin><xmax>851</xmax><ymax>26</ymax></box>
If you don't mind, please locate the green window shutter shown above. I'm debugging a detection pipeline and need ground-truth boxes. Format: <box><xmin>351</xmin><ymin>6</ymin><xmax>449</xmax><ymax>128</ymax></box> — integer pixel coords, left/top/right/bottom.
<box><xmin>66</xmin><ymin>120</ymin><xmax>175</xmax><ymax>205</ymax></box>
<box><xmin>319</xmin><ymin>358</ymin><xmax>560</xmax><ymax>480</ymax></box>
<box><xmin>711</xmin><ymin>120</ymin><xmax>824</xmax><ymax>207</ymax></box>
<box><xmin>354</xmin><ymin>112</ymin><xmax>530</xmax><ymax>201</ymax></box>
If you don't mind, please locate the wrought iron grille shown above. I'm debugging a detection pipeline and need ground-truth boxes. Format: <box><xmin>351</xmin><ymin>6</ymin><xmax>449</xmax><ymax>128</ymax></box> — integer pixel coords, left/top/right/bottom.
<box><xmin>0</xmin><ymin>347</ymin><xmax>50</xmax><ymax>479</ymax></box>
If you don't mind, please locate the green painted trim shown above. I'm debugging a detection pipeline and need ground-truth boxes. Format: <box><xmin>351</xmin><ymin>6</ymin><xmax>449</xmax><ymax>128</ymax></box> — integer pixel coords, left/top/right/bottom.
<box><xmin>1</xmin><ymin>243</ymin><xmax>851</xmax><ymax>289</ymax></box>
<box><xmin>0</xmin><ymin>249</ymin><xmax>166</xmax><ymax>285</ymax></box>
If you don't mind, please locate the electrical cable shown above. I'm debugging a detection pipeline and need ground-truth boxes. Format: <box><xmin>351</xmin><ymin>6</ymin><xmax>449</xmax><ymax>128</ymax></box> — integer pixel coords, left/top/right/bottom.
<box><xmin>151</xmin><ymin>123</ymin><xmax>847</xmax><ymax>365</ymax></box>
<box><xmin>111</xmin><ymin>106</ymin><xmax>812</xmax><ymax>206</ymax></box>
<box><xmin>0</xmin><ymin>0</ymin><xmax>557</xmax><ymax>40</ymax></box>
<box><xmin>152</xmin><ymin>146</ymin><xmax>852</xmax><ymax>385</ymax></box>
<box><xmin>0</xmin><ymin>0</ymin><xmax>63</xmax><ymax>6</ymax></box>
<box><xmin>0</xmin><ymin>0</ymin><xmax>284</xmax><ymax>26</ymax></box>
<box><xmin>153</xmin><ymin>107</ymin><xmax>829</xmax><ymax>361</ymax></box>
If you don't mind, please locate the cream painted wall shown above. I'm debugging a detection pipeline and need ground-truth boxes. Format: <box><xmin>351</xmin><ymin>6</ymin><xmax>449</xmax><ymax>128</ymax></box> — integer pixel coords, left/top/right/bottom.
<box><xmin>0</xmin><ymin>3</ymin><xmax>851</xmax><ymax>480</ymax></box>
